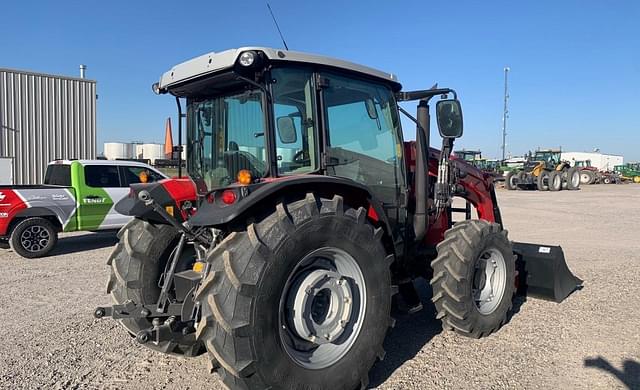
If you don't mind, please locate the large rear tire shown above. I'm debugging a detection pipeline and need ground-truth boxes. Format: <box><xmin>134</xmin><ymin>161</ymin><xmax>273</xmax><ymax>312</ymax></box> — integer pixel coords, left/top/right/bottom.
<box><xmin>549</xmin><ymin>171</ymin><xmax>563</xmax><ymax>191</ymax></box>
<box><xmin>106</xmin><ymin>218</ymin><xmax>204</xmax><ymax>356</ymax></box>
<box><xmin>566</xmin><ymin>168</ymin><xmax>581</xmax><ymax>190</ymax></box>
<box><xmin>195</xmin><ymin>194</ymin><xmax>392</xmax><ymax>389</ymax></box>
<box><xmin>580</xmin><ymin>170</ymin><xmax>596</xmax><ymax>185</ymax></box>
<box><xmin>536</xmin><ymin>171</ymin><xmax>550</xmax><ymax>191</ymax></box>
<box><xmin>430</xmin><ymin>220</ymin><xmax>515</xmax><ymax>338</ymax></box>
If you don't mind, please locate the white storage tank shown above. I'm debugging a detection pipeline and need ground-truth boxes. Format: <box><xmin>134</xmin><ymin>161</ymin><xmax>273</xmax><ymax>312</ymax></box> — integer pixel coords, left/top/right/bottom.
<box><xmin>140</xmin><ymin>143</ymin><xmax>165</xmax><ymax>164</ymax></box>
<box><xmin>104</xmin><ymin>142</ymin><xmax>134</xmax><ymax>160</ymax></box>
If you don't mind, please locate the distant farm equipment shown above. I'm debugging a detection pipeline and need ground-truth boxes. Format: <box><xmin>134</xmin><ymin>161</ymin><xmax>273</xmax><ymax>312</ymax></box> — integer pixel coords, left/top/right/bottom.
<box><xmin>615</xmin><ymin>162</ymin><xmax>640</xmax><ymax>183</ymax></box>
<box><xmin>505</xmin><ymin>149</ymin><xmax>580</xmax><ymax>191</ymax></box>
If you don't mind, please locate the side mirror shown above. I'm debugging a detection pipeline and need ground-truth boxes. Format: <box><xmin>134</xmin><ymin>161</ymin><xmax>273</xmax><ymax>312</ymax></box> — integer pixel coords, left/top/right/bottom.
<box><xmin>436</xmin><ymin>99</ymin><xmax>463</xmax><ymax>138</ymax></box>
<box><xmin>365</xmin><ymin>98</ymin><xmax>378</xmax><ymax>120</ymax></box>
<box><xmin>276</xmin><ymin>116</ymin><xmax>297</xmax><ymax>144</ymax></box>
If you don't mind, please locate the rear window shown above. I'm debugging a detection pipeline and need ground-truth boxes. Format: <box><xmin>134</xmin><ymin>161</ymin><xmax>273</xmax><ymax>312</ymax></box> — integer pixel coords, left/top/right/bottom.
<box><xmin>44</xmin><ymin>165</ymin><xmax>71</xmax><ymax>186</ymax></box>
<box><xmin>85</xmin><ymin>165</ymin><xmax>122</xmax><ymax>188</ymax></box>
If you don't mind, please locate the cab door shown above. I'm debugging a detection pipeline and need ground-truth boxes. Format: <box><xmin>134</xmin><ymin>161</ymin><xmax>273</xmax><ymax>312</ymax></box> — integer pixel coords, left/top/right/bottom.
<box><xmin>76</xmin><ymin>164</ymin><xmax>124</xmax><ymax>230</ymax></box>
<box><xmin>320</xmin><ymin>72</ymin><xmax>407</xmax><ymax>225</ymax></box>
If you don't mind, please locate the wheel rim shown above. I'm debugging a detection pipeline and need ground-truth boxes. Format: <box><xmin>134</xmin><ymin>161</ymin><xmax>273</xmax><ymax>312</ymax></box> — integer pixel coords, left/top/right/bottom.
<box><xmin>580</xmin><ymin>173</ymin><xmax>590</xmax><ymax>183</ymax></box>
<box><xmin>20</xmin><ymin>225</ymin><xmax>50</xmax><ymax>253</ymax></box>
<box><xmin>279</xmin><ymin>247</ymin><xmax>366</xmax><ymax>369</ymax></box>
<box><xmin>472</xmin><ymin>248</ymin><xmax>507</xmax><ymax>315</ymax></box>
<box><xmin>553</xmin><ymin>175</ymin><xmax>561</xmax><ymax>189</ymax></box>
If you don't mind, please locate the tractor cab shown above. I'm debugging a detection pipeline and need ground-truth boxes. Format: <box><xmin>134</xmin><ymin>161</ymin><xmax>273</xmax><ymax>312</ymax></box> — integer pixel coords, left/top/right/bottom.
<box><xmin>152</xmin><ymin>47</ymin><xmax>465</xmax><ymax>235</ymax></box>
<box><xmin>574</xmin><ymin>159</ymin><xmax>592</xmax><ymax>168</ymax></box>
<box><xmin>532</xmin><ymin>148</ymin><xmax>562</xmax><ymax>169</ymax></box>
<box><xmin>454</xmin><ymin>149</ymin><xmax>482</xmax><ymax>163</ymax></box>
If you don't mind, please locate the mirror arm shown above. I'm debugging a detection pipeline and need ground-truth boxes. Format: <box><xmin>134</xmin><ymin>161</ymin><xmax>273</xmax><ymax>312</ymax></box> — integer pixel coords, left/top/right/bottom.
<box><xmin>396</xmin><ymin>88</ymin><xmax>457</xmax><ymax>102</ymax></box>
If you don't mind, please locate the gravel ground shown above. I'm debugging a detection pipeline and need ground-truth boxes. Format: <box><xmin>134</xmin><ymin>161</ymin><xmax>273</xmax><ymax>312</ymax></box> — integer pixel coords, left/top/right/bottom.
<box><xmin>0</xmin><ymin>184</ymin><xmax>638</xmax><ymax>390</ymax></box>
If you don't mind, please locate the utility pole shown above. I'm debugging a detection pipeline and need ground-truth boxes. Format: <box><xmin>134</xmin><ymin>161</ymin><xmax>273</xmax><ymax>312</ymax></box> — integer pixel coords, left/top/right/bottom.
<box><xmin>501</xmin><ymin>67</ymin><xmax>510</xmax><ymax>161</ymax></box>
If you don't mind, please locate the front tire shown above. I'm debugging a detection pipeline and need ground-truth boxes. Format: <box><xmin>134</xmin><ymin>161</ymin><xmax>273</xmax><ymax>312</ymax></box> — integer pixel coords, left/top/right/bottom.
<box><xmin>10</xmin><ymin>217</ymin><xmax>58</xmax><ymax>258</ymax></box>
<box><xmin>505</xmin><ymin>171</ymin><xmax>518</xmax><ymax>190</ymax></box>
<box><xmin>430</xmin><ymin>220</ymin><xmax>515</xmax><ymax>338</ymax></box>
<box><xmin>195</xmin><ymin>194</ymin><xmax>392</xmax><ymax>390</ymax></box>
<box><xmin>106</xmin><ymin>218</ymin><xmax>204</xmax><ymax>356</ymax></box>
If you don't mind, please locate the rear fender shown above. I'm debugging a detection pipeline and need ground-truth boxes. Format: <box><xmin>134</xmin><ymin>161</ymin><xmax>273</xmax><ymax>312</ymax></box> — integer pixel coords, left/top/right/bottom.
<box><xmin>189</xmin><ymin>176</ymin><xmax>396</xmax><ymax>253</ymax></box>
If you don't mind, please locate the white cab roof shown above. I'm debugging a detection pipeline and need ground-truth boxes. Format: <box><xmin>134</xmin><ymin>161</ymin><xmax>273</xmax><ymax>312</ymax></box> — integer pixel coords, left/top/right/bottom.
<box><xmin>158</xmin><ymin>47</ymin><xmax>400</xmax><ymax>92</ymax></box>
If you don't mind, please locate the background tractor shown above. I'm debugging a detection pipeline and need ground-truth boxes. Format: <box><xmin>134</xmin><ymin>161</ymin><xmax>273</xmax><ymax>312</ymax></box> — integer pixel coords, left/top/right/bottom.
<box><xmin>94</xmin><ymin>48</ymin><xmax>581</xmax><ymax>390</ymax></box>
<box><xmin>505</xmin><ymin>148</ymin><xmax>580</xmax><ymax>191</ymax></box>
<box><xmin>573</xmin><ymin>160</ymin><xmax>599</xmax><ymax>185</ymax></box>
<box><xmin>615</xmin><ymin>162</ymin><xmax>640</xmax><ymax>183</ymax></box>
<box><xmin>453</xmin><ymin>149</ymin><xmax>501</xmax><ymax>178</ymax></box>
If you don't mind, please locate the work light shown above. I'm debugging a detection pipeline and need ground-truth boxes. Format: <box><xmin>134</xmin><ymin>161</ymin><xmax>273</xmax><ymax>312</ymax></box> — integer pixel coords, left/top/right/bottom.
<box><xmin>238</xmin><ymin>51</ymin><xmax>256</xmax><ymax>67</ymax></box>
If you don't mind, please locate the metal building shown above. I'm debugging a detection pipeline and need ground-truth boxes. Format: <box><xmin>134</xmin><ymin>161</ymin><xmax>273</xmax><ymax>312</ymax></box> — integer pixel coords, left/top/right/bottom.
<box><xmin>0</xmin><ymin>67</ymin><xmax>96</xmax><ymax>184</ymax></box>
<box><xmin>562</xmin><ymin>151</ymin><xmax>623</xmax><ymax>171</ymax></box>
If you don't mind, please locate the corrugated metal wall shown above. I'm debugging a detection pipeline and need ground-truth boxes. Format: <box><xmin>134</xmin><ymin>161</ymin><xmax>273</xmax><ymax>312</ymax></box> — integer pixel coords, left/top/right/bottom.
<box><xmin>0</xmin><ymin>68</ymin><xmax>96</xmax><ymax>184</ymax></box>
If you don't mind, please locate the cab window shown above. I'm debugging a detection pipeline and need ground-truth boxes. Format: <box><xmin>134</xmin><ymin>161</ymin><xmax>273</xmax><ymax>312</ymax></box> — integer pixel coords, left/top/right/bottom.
<box><xmin>85</xmin><ymin>165</ymin><xmax>121</xmax><ymax>188</ymax></box>
<box><xmin>120</xmin><ymin>166</ymin><xmax>164</xmax><ymax>186</ymax></box>
<box><xmin>322</xmin><ymin>72</ymin><xmax>404</xmax><ymax>203</ymax></box>
<box><xmin>44</xmin><ymin>164</ymin><xmax>71</xmax><ymax>186</ymax></box>
<box><xmin>271</xmin><ymin>67</ymin><xmax>317</xmax><ymax>175</ymax></box>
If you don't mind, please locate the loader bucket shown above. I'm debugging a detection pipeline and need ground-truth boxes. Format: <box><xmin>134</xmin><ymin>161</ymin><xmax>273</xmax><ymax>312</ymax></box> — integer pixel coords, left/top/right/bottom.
<box><xmin>513</xmin><ymin>242</ymin><xmax>583</xmax><ymax>302</ymax></box>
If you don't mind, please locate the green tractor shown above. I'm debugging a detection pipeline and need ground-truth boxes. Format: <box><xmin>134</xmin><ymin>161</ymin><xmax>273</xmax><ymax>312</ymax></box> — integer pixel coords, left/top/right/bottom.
<box><xmin>614</xmin><ymin>162</ymin><xmax>640</xmax><ymax>183</ymax></box>
<box><xmin>453</xmin><ymin>150</ymin><xmax>501</xmax><ymax>177</ymax></box>
<box><xmin>505</xmin><ymin>149</ymin><xmax>580</xmax><ymax>191</ymax></box>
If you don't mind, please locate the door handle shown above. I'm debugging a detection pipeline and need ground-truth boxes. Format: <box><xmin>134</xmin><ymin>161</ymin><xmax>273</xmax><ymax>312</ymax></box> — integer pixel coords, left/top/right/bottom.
<box><xmin>84</xmin><ymin>195</ymin><xmax>101</xmax><ymax>199</ymax></box>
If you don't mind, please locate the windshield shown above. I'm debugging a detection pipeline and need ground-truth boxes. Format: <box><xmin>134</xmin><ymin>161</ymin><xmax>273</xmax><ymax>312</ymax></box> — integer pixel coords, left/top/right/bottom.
<box><xmin>534</xmin><ymin>151</ymin><xmax>560</xmax><ymax>163</ymax></box>
<box><xmin>187</xmin><ymin>90</ymin><xmax>267</xmax><ymax>191</ymax></box>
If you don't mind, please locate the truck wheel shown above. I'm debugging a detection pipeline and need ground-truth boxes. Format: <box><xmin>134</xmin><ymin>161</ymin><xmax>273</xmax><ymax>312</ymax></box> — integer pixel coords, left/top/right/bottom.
<box><xmin>10</xmin><ymin>217</ymin><xmax>58</xmax><ymax>258</ymax></box>
<box><xmin>195</xmin><ymin>194</ymin><xmax>392</xmax><ymax>389</ymax></box>
<box><xmin>566</xmin><ymin>168</ymin><xmax>580</xmax><ymax>190</ymax></box>
<box><xmin>106</xmin><ymin>218</ymin><xmax>204</xmax><ymax>356</ymax></box>
<box><xmin>549</xmin><ymin>171</ymin><xmax>563</xmax><ymax>191</ymax></box>
<box><xmin>634</xmin><ymin>176</ymin><xmax>640</xmax><ymax>183</ymax></box>
<box><xmin>430</xmin><ymin>220</ymin><xmax>515</xmax><ymax>338</ymax></box>
<box><xmin>536</xmin><ymin>171</ymin><xmax>550</xmax><ymax>191</ymax></box>
<box><xmin>505</xmin><ymin>171</ymin><xmax>518</xmax><ymax>190</ymax></box>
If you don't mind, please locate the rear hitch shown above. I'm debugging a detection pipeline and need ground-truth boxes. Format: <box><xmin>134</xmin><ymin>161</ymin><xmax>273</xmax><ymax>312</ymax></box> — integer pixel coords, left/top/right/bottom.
<box><xmin>93</xmin><ymin>300</ymin><xmax>183</xmax><ymax>320</ymax></box>
<box><xmin>135</xmin><ymin>316</ymin><xmax>194</xmax><ymax>345</ymax></box>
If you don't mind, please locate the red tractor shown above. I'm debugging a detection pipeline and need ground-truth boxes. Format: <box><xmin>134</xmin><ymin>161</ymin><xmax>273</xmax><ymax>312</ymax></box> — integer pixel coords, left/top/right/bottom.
<box><xmin>95</xmin><ymin>48</ymin><xmax>581</xmax><ymax>389</ymax></box>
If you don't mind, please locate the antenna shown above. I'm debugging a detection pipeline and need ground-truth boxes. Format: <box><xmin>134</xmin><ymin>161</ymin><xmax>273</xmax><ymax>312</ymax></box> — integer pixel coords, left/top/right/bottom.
<box><xmin>501</xmin><ymin>66</ymin><xmax>510</xmax><ymax>161</ymax></box>
<box><xmin>266</xmin><ymin>3</ymin><xmax>289</xmax><ymax>50</ymax></box>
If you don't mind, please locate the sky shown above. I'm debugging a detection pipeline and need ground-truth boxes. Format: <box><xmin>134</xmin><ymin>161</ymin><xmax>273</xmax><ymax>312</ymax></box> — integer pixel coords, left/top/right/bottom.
<box><xmin>2</xmin><ymin>0</ymin><xmax>639</xmax><ymax>160</ymax></box>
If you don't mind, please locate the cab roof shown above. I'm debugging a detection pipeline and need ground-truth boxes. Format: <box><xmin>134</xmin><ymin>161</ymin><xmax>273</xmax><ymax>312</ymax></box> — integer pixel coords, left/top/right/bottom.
<box><xmin>158</xmin><ymin>47</ymin><xmax>402</xmax><ymax>93</ymax></box>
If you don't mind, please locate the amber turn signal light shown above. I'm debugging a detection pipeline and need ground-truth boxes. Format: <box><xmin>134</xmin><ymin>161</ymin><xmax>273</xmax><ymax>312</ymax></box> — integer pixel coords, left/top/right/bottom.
<box><xmin>237</xmin><ymin>169</ymin><xmax>252</xmax><ymax>185</ymax></box>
